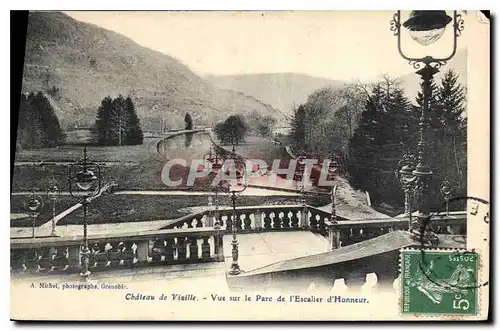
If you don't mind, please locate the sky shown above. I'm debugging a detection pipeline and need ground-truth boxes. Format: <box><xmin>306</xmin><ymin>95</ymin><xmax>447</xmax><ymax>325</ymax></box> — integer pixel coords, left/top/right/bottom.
<box><xmin>65</xmin><ymin>11</ymin><xmax>469</xmax><ymax>81</ymax></box>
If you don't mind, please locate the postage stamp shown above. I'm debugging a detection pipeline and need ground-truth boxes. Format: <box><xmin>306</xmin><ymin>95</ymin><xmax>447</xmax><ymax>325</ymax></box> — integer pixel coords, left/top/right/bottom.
<box><xmin>400</xmin><ymin>249</ymin><xmax>479</xmax><ymax>315</ymax></box>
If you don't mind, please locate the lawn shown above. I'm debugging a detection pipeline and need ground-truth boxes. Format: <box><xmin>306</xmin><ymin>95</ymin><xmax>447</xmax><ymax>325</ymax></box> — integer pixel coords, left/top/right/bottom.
<box><xmin>217</xmin><ymin>136</ymin><xmax>291</xmax><ymax>172</ymax></box>
<box><xmin>53</xmin><ymin>194</ymin><xmax>305</xmax><ymax>226</ymax></box>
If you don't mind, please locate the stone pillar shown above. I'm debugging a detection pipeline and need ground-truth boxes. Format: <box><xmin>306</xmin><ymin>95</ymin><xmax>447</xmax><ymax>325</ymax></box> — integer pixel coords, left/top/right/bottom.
<box><xmin>214</xmin><ymin>233</ymin><xmax>224</xmax><ymax>262</ymax></box>
<box><xmin>136</xmin><ymin>240</ymin><xmax>149</xmax><ymax>265</ymax></box>
<box><xmin>206</xmin><ymin>211</ymin><xmax>214</xmax><ymax>227</ymax></box>
<box><xmin>328</xmin><ymin>226</ymin><xmax>341</xmax><ymax>250</ymax></box>
<box><xmin>300</xmin><ymin>206</ymin><xmax>309</xmax><ymax>228</ymax></box>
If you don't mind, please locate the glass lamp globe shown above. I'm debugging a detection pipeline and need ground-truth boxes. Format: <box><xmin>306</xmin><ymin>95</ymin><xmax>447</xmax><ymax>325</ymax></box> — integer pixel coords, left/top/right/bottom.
<box><xmin>75</xmin><ymin>168</ymin><xmax>97</xmax><ymax>191</ymax></box>
<box><xmin>399</xmin><ymin>164</ymin><xmax>415</xmax><ymax>184</ymax></box>
<box><xmin>403</xmin><ymin>10</ymin><xmax>453</xmax><ymax>46</ymax></box>
<box><xmin>26</xmin><ymin>196</ymin><xmax>42</xmax><ymax>213</ymax></box>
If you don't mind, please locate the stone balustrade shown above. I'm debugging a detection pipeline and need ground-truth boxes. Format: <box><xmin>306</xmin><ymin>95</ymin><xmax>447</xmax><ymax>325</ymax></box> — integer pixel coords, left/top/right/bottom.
<box><xmin>11</xmin><ymin>227</ymin><xmax>224</xmax><ymax>275</ymax></box>
<box><xmin>326</xmin><ymin>211</ymin><xmax>467</xmax><ymax>249</ymax></box>
<box><xmin>162</xmin><ymin>205</ymin><xmax>311</xmax><ymax>232</ymax></box>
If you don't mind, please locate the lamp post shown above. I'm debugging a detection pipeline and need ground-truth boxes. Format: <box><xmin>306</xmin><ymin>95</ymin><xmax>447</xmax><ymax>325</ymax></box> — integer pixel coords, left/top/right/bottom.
<box><xmin>68</xmin><ymin>145</ymin><xmax>102</xmax><ymax>278</ymax></box>
<box><xmin>396</xmin><ymin>152</ymin><xmax>418</xmax><ymax>229</ymax></box>
<box><xmin>328</xmin><ymin>154</ymin><xmax>340</xmax><ymax>225</ymax></box>
<box><xmin>295</xmin><ymin>151</ymin><xmax>307</xmax><ymax>204</ymax></box>
<box><xmin>206</xmin><ymin>145</ymin><xmax>224</xmax><ymax>228</ymax></box>
<box><xmin>46</xmin><ymin>177</ymin><xmax>60</xmax><ymax>236</ymax></box>
<box><xmin>226</xmin><ymin>143</ymin><xmax>247</xmax><ymax>275</ymax></box>
<box><xmin>24</xmin><ymin>191</ymin><xmax>44</xmax><ymax>238</ymax></box>
<box><xmin>440</xmin><ymin>180</ymin><xmax>452</xmax><ymax>216</ymax></box>
<box><xmin>390</xmin><ymin>11</ymin><xmax>464</xmax><ymax>242</ymax></box>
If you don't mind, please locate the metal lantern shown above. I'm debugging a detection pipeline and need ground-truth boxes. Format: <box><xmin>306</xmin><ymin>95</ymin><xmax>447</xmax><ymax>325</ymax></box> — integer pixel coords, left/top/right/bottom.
<box><xmin>403</xmin><ymin>10</ymin><xmax>453</xmax><ymax>46</ymax></box>
<box><xmin>24</xmin><ymin>191</ymin><xmax>44</xmax><ymax>238</ymax></box>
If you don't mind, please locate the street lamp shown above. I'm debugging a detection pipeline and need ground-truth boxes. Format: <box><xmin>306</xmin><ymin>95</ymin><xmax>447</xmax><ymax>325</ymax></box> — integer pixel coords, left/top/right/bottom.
<box><xmin>440</xmin><ymin>180</ymin><xmax>452</xmax><ymax>216</ymax></box>
<box><xmin>46</xmin><ymin>177</ymin><xmax>60</xmax><ymax>236</ymax></box>
<box><xmin>24</xmin><ymin>191</ymin><xmax>44</xmax><ymax>238</ymax></box>
<box><xmin>396</xmin><ymin>152</ymin><xmax>418</xmax><ymax>229</ymax></box>
<box><xmin>205</xmin><ymin>145</ymin><xmax>224</xmax><ymax>228</ymax></box>
<box><xmin>390</xmin><ymin>11</ymin><xmax>464</xmax><ymax>243</ymax></box>
<box><xmin>328</xmin><ymin>154</ymin><xmax>341</xmax><ymax>225</ymax></box>
<box><xmin>68</xmin><ymin>145</ymin><xmax>102</xmax><ymax>278</ymax></box>
<box><xmin>294</xmin><ymin>151</ymin><xmax>307</xmax><ymax>205</ymax></box>
<box><xmin>226</xmin><ymin>143</ymin><xmax>248</xmax><ymax>276</ymax></box>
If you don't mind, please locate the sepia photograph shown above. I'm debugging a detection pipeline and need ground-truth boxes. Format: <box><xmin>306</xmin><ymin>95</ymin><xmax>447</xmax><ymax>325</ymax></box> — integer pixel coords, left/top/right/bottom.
<box><xmin>9</xmin><ymin>9</ymin><xmax>490</xmax><ymax>321</ymax></box>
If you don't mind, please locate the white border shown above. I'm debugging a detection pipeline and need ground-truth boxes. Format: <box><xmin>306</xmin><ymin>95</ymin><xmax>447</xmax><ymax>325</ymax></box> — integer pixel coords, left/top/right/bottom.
<box><xmin>1</xmin><ymin>0</ymin><xmax>496</xmax><ymax>329</ymax></box>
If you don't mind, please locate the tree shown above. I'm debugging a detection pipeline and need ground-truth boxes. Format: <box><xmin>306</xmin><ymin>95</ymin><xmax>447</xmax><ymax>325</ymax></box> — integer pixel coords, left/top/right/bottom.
<box><xmin>16</xmin><ymin>92</ymin><xmax>65</xmax><ymax>150</ymax></box>
<box><xmin>214</xmin><ymin>114</ymin><xmax>248</xmax><ymax>145</ymax></box>
<box><xmin>432</xmin><ymin>69</ymin><xmax>467</xmax><ymax>209</ymax></box>
<box><xmin>94</xmin><ymin>96</ymin><xmax>113</xmax><ymax>145</ymax></box>
<box><xmin>289</xmin><ymin>104</ymin><xmax>306</xmax><ymax>150</ymax></box>
<box><xmin>93</xmin><ymin>95</ymin><xmax>144</xmax><ymax>146</ymax></box>
<box><xmin>123</xmin><ymin>96</ymin><xmax>144</xmax><ymax>145</ymax></box>
<box><xmin>346</xmin><ymin>70</ymin><xmax>467</xmax><ymax>212</ymax></box>
<box><xmin>245</xmin><ymin>111</ymin><xmax>276</xmax><ymax>137</ymax></box>
<box><xmin>184</xmin><ymin>112</ymin><xmax>193</xmax><ymax>130</ymax></box>
<box><xmin>288</xmin><ymin>85</ymin><xmax>365</xmax><ymax>157</ymax></box>
<box><xmin>347</xmin><ymin>79</ymin><xmax>415</xmax><ymax>207</ymax></box>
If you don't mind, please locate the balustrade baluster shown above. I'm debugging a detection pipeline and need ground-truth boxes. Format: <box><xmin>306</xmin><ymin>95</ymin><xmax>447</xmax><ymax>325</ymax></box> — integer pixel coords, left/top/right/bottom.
<box><xmin>177</xmin><ymin>237</ymin><xmax>187</xmax><ymax>261</ymax></box>
<box><xmin>272</xmin><ymin>211</ymin><xmax>281</xmax><ymax>229</ymax></box>
<box><xmin>344</xmin><ymin>273</ymin><xmax>367</xmax><ymax>292</ymax></box>
<box><xmin>254</xmin><ymin>209</ymin><xmax>262</xmax><ymax>230</ymax></box>
<box><xmin>300</xmin><ymin>207</ymin><xmax>309</xmax><ymax>228</ymax></box>
<box><xmin>68</xmin><ymin>245</ymin><xmax>81</xmax><ymax>271</ymax></box>
<box><xmin>93</xmin><ymin>243</ymin><xmax>107</xmax><ymax>267</ymax></box>
<box><xmin>53</xmin><ymin>247</ymin><xmax>69</xmax><ymax>271</ymax></box>
<box><xmin>136</xmin><ymin>241</ymin><xmax>149</xmax><ymax>265</ymax></box>
<box><xmin>282</xmin><ymin>210</ymin><xmax>291</xmax><ymax>228</ymax></box>
<box><xmin>201</xmin><ymin>237</ymin><xmax>211</xmax><ymax>260</ymax></box>
<box><xmin>122</xmin><ymin>242</ymin><xmax>136</xmax><ymax>267</ymax></box>
<box><xmin>263</xmin><ymin>211</ymin><xmax>272</xmax><ymax>229</ymax></box>
<box><xmin>235</xmin><ymin>213</ymin><xmax>242</xmax><ymax>231</ymax></box>
<box><xmin>152</xmin><ymin>239</ymin><xmax>166</xmax><ymax>262</ymax></box>
<box><xmin>11</xmin><ymin>250</ymin><xmax>26</xmax><ymax>272</ymax></box>
<box><xmin>340</xmin><ymin>229</ymin><xmax>350</xmax><ymax>247</ymax></box>
<box><xmin>243</xmin><ymin>213</ymin><xmax>252</xmax><ymax>230</ymax></box>
<box><xmin>189</xmin><ymin>237</ymin><xmax>199</xmax><ymax>261</ymax></box>
<box><xmin>290</xmin><ymin>210</ymin><xmax>299</xmax><ymax>228</ymax></box>
<box><xmin>108</xmin><ymin>242</ymin><xmax>122</xmax><ymax>267</ymax></box>
<box><xmin>214</xmin><ymin>233</ymin><xmax>224</xmax><ymax>262</ymax></box>
<box><xmin>318</xmin><ymin>216</ymin><xmax>326</xmax><ymax>235</ymax></box>
<box><xmin>25</xmin><ymin>250</ymin><xmax>40</xmax><ymax>272</ymax></box>
<box><xmin>165</xmin><ymin>238</ymin><xmax>175</xmax><ymax>262</ymax></box>
<box><xmin>310</xmin><ymin>213</ymin><xmax>319</xmax><ymax>232</ymax></box>
<box><xmin>38</xmin><ymin>247</ymin><xmax>55</xmax><ymax>272</ymax></box>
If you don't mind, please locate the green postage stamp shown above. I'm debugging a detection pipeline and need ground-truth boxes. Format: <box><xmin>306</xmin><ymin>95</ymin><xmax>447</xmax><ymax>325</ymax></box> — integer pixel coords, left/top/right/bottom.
<box><xmin>401</xmin><ymin>249</ymin><xmax>479</xmax><ymax>315</ymax></box>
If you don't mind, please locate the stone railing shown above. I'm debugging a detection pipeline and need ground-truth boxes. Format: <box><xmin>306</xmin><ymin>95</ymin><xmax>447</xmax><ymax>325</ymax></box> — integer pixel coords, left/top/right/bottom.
<box><xmin>326</xmin><ymin>211</ymin><xmax>467</xmax><ymax>249</ymax></box>
<box><xmin>160</xmin><ymin>204</ymin><xmax>337</xmax><ymax>236</ymax></box>
<box><xmin>11</xmin><ymin>227</ymin><xmax>224</xmax><ymax>275</ymax></box>
<box><xmin>227</xmin><ymin>230</ymin><xmax>416</xmax><ymax>293</ymax></box>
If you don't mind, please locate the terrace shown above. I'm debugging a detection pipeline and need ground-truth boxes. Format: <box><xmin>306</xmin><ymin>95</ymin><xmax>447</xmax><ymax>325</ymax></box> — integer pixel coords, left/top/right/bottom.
<box><xmin>11</xmin><ymin>202</ymin><xmax>467</xmax><ymax>291</ymax></box>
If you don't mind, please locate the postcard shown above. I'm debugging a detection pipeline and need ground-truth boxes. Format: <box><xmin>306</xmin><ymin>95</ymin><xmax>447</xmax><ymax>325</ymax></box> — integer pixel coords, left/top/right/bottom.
<box><xmin>10</xmin><ymin>10</ymin><xmax>490</xmax><ymax>321</ymax></box>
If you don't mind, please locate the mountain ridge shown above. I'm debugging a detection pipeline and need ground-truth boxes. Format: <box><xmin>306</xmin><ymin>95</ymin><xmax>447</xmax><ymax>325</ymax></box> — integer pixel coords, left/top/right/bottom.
<box><xmin>21</xmin><ymin>11</ymin><xmax>285</xmax><ymax>130</ymax></box>
<box><xmin>206</xmin><ymin>50</ymin><xmax>467</xmax><ymax>115</ymax></box>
